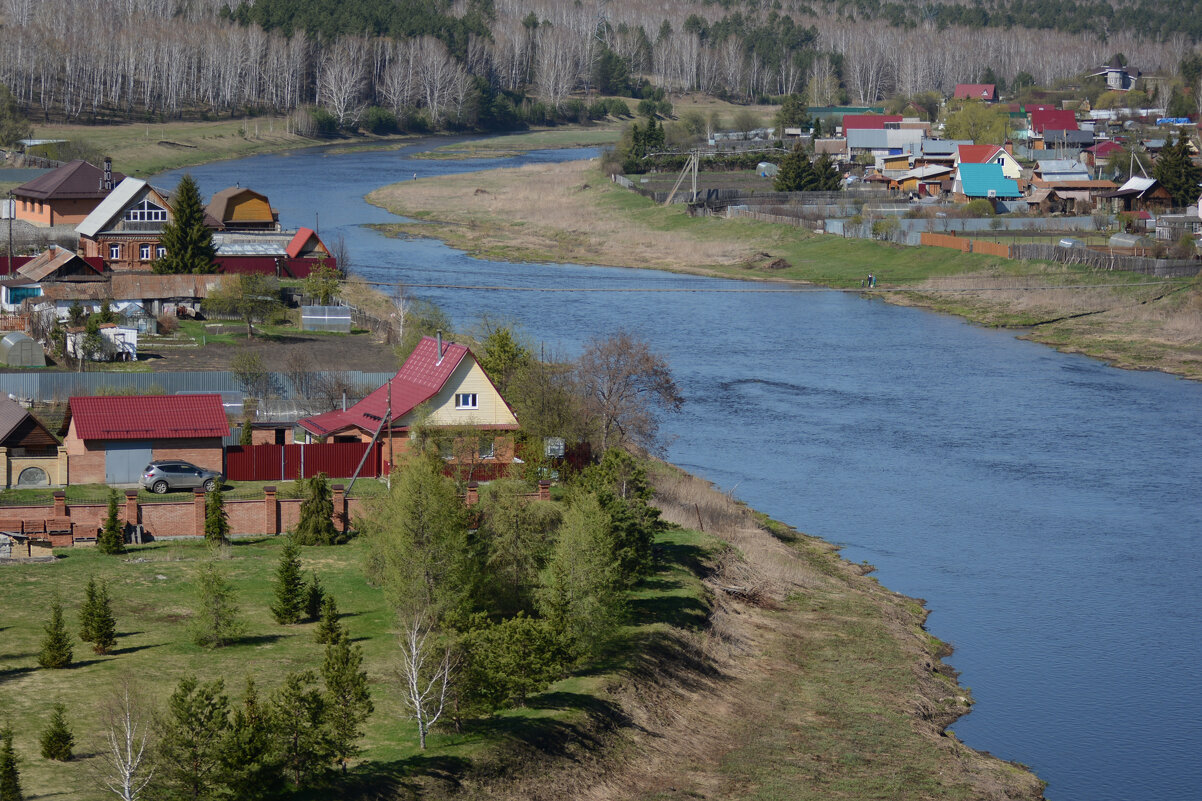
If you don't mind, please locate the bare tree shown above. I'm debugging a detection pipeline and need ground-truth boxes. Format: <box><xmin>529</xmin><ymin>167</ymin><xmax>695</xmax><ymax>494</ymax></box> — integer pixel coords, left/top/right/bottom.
<box><xmin>318</xmin><ymin>36</ymin><xmax>367</xmax><ymax>127</ymax></box>
<box><xmin>575</xmin><ymin>330</ymin><xmax>684</xmax><ymax>453</ymax></box>
<box><xmin>396</xmin><ymin>613</ymin><xmax>455</xmax><ymax>750</ymax></box>
<box><xmin>94</xmin><ymin>680</ymin><xmax>155</xmax><ymax>801</ymax></box>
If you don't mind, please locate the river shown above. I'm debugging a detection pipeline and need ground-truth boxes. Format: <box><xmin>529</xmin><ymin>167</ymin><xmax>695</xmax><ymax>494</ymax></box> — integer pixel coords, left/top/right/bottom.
<box><xmin>160</xmin><ymin>141</ymin><xmax>1202</xmax><ymax>801</ymax></box>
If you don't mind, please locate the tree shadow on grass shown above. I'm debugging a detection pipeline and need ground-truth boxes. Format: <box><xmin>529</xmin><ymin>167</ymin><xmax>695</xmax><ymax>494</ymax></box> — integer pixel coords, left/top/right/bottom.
<box><xmin>234</xmin><ymin>633</ymin><xmax>286</xmax><ymax>647</ymax></box>
<box><xmin>628</xmin><ymin>591</ymin><xmax>710</xmax><ymax>631</ymax></box>
<box><xmin>0</xmin><ymin>665</ymin><xmax>35</xmax><ymax>684</ymax></box>
<box><xmin>107</xmin><ymin>642</ymin><xmax>162</xmax><ymax>657</ymax></box>
<box><xmin>301</xmin><ymin>754</ymin><xmax>471</xmax><ymax>801</ymax></box>
<box><xmin>654</xmin><ymin>541</ymin><xmax>713</xmax><ymax>577</ymax></box>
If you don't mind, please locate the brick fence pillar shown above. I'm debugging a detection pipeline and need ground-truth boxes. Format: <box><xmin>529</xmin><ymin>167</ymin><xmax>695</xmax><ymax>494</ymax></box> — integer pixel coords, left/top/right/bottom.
<box><xmin>465</xmin><ymin>482</ymin><xmax>478</xmax><ymax>506</ymax></box>
<box><xmin>193</xmin><ymin>489</ymin><xmax>207</xmax><ymax>537</ymax></box>
<box><xmin>53</xmin><ymin>490</ymin><xmax>67</xmax><ymax>518</ymax></box>
<box><xmin>124</xmin><ymin>489</ymin><xmax>139</xmax><ymax>528</ymax></box>
<box><xmin>332</xmin><ymin>484</ymin><xmax>346</xmax><ymax>532</ymax></box>
<box><xmin>538</xmin><ymin>480</ymin><xmax>551</xmax><ymax>501</ymax></box>
<box><xmin>264</xmin><ymin>486</ymin><xmax>278</xmax><ymax>536</ymax></box>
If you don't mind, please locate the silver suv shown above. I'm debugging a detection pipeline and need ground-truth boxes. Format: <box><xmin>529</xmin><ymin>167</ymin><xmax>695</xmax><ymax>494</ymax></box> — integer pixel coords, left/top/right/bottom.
<box><xmin>140</xmin><ymin>461</ymin><xmax>223</xmax><ymax>494</ymax></box>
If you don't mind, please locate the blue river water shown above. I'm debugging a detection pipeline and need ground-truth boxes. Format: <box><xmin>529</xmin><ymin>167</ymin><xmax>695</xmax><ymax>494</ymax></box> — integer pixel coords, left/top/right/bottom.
<box><xmin>161</xmin><ymin>141</ymin><xmax>1202</xmax><ymax>801</ymax></box>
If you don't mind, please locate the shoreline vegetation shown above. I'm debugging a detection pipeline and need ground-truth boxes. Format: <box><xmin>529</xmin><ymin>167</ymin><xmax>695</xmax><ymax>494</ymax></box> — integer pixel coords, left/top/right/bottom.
<box><xmin>366</xmin><ymin>155</ymin><xmax>1202</xmax><ymax>382</ymax></box>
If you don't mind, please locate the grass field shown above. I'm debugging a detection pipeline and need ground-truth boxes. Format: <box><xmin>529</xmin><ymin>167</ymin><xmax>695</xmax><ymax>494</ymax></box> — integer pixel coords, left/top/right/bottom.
<box><xmin>0</xmin><ymin>517</ymin><xmax>724</xmax><ymax>800</ymax></box>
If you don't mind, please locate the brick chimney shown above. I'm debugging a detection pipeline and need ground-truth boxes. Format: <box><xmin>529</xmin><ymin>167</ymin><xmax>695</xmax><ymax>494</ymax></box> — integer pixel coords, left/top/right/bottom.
<box><xmin>103</xmin><ymin>157</ymin><xmax>113</xmax><ymax>191</ymax></box>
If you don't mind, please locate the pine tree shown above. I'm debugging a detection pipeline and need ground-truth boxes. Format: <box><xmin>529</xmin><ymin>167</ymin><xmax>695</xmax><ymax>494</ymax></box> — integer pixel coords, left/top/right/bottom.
<box><xmin>304</xmin><ymin>572</ymin><xmax>325</xmax><ymax>622</ymax></box>
<box><xmin>270</xmin><ymin>538</ymin><xmax>306</xmax><ymax>625</ymax></box>
<box><xmin>313</xmin><ymin>595</ymin><xmax>345</xmax><ymax>645</ymax></box>
<box><xmin>204</xmin><ymin>488</ymin><xmax>230</xmax><ymax>547</ymax></box>
<box><xmin>320</xmin><ymin>637</ymin><xmax>373</xmax><ymax>774</ymax></box>
<box><xmin>293</xmin><ymin>474</ymin><xmax>337</xmax><ymax>546</ymax></box>
<box><xmin>79</xmin><ymin>577</ymin><xmax>117</xmax><ymax>654</ymax></box>
<box><xmin>1153</xmin><ymin>131</ymin><xmax>1202</xmax><ymax>207</ymax></box>
<box><xmin>38</xmin><ymin>704</ymin><xmax>74</xmax><ymax>761</ymax></box>
<box><xmin>97</xmin><ymin>490</ymin><xmax>126</xmax><ymax>555</ymax></box>
<box><xmin>38</xmin><ymin>602</ymin><xmax>73</xmax><ymax>669</ymax></box>
<box><xmin>220</xmin><ymin>678</ymin><xmax>284</xmax><ymax>801</ymax></box>
<box><xmin>774</xmin><ymin>142</ymin><xmax>816</xmax><ymax>192</ymax></box>
<box><xmin>271</xmin><ymin>671</ymin><xmax>332</xmax><ymax>787</ymax></box>
<box><xmin>156</xmin><ymin>676</ymin><xmax>230</xmax><ymax>801</ymax></box>
<box><xmin>154</xmin><ymin>174</ymin><xmax>217</xmax><ymax>274</ymax></box>
<box><xmin>0</xmin><ymin>727</ymin><xmax>22</xmax><ymax>801</ymax></box>
<box><xmin>191</xmin><ymin>562</ymin><xmax>244</xmax><ymax>648</ymax></box>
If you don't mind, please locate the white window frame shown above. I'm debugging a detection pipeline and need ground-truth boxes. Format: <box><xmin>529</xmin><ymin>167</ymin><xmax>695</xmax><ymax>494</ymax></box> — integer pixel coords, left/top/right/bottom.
<box><xmin>478</xmin><ymin>437</ymin><xmax>495</xmax><ymax>460</ymax></box>
<box><xmin>139</xmin><ymin>243</ymin><xmax>151</xmax><ymax>260</ymax></box>
<box><xmin>109</xmin><ymin>243</ymin><xmax>121</xmax><ymax>259</ymax></box>
<box><xmin>455</xmin><ymin>393</ymin><xmax>478</xmax><ymax>410</ymax></box>
<box><xmin>156</xmin><ymin>245</ymin><xmax>167</xmax><ymax>259</ymax></box>
<box><xmin>124</xmin><ymin>198</ymin><xmax>168</xmax><ymax>223</ymax></box>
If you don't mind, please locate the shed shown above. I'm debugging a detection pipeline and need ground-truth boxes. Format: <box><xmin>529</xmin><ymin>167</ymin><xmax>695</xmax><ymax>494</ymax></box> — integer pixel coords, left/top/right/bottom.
<box><xmin>756</xmin><ymin>162</ymin><xmax>779</xmax><ymax>178</ymax></box>
<box><xmin>300</xmin><ymin>305</ymin><xmax>353</xmax><ymax>333</ymax></box>
<box><xmin>0</xmin><ymin>332</ymin><xmax>45</xmax><ymax>367</ymax></box>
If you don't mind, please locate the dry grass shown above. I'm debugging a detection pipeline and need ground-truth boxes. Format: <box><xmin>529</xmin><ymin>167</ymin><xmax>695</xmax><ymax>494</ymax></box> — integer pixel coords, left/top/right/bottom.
<box><xmin>367</xmin><ymin>159</ymin><xmax>756</xmax><ymax>271</ymax></box>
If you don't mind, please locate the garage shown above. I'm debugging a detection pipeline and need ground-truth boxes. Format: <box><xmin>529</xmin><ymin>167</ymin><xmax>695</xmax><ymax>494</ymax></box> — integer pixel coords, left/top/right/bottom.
<box><xmin>105</xmin><ymin>440</ymin><xmax>153</xmax><ymax>484</ymax></box>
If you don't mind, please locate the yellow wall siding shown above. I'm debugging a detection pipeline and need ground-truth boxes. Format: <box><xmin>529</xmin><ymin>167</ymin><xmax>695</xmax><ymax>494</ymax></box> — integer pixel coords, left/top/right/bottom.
<box><xmin>228</xmin><ymin>196</ymin><xmax>273</xmax><ymax>223</ymax></box>
<box><xmin>398</xmin><ymin>358</ymin><xmax>517</xmax><ymax>428</ymax></box>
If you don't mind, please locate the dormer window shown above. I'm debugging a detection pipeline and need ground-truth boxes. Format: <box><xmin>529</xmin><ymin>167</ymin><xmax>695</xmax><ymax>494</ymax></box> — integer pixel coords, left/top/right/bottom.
<box><xmin>125</xmin><ymin>199</ymin><xmax>168</xmax><ymax>222</ymax></box>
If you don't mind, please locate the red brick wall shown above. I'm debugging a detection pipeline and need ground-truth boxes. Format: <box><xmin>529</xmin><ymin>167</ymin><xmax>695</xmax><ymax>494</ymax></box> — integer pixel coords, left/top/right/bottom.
<box><xmin>140</xmin><ymin>500</ymin><xmax>200</xmax><ymax>537</ymax></box>
<box><xmin>153</xmin><ymin>440</ymin><xmax>224</xmax><ymax>473</ymax></box>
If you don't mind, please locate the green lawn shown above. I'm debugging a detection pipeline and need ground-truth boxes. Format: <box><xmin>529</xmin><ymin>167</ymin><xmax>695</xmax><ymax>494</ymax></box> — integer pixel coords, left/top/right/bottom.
<box><xmin>0</xmin><ymin>523</ymin><xmax>720</xmax><ymax>799</ymax></box>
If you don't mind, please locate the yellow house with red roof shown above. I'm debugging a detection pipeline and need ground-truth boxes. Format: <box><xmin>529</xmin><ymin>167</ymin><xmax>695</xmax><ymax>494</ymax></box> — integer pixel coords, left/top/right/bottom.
<box><xmin>298</xmin><ymin>335</ymin><xmax>518</xmax><ymax>476</ymax></box>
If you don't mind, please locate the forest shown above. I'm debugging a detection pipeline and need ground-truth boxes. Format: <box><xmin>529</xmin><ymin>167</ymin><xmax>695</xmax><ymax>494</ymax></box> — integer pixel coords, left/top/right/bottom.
<box><xmin>0</xmin><ymin>0</ymin><xmax>1196</xmax><ymax>132</ymax></box>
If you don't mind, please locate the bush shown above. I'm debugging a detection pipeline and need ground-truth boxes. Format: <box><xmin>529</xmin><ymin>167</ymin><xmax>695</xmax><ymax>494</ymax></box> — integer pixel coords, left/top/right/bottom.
<box><xmin>361</xmin><ymin>106</ymin><xmax>398</xmax><ymax>135</ymax></box>
<box><xmin>156</xmin><ymin>313</ymin><xmax>179</xmax><ymax>335</ymax></box>
<box><xmin>307</xmin><ymin>107</ymin><xmax>339</xmax><ymax>137</ymax></box>
<box><xmin>964</xmin><ymin>199</ymin><xmax>996</xmax><ymax>217</ymax></box>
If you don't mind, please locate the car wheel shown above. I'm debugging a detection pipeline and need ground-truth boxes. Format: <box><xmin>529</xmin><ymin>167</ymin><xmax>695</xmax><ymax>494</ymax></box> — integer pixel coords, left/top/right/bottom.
<box><xmin>203</xmin><ymin>479</ymin><xmax>216</xmax><ymax>492</ymax></box>
<box><xmin>152</xmin><ymin>480</ymin><xmax>169</xmax><ymax>494</ymax></box>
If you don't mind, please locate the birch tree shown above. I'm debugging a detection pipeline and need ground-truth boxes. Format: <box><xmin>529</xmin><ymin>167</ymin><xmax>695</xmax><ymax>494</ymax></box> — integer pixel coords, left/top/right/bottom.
<box><xmin>95</xmin><ymin>682</ymin><xmax>154</xmax><ymax>801</ymax></box>
<box><xmin>396</xmin><ymin>613</ymin><xmax>455</xmax><ymax>750</ymax></box>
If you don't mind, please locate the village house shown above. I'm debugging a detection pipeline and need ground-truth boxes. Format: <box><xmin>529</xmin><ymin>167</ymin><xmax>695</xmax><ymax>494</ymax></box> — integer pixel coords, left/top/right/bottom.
<box><xmin>1101</xmin><ymin>176</ymin><xmax>1173</xmax><ymax>214</ymax></box>
<box><xmin>59</xmin><ymin>394</ymin><xmax>229</xmax><ymax>485</ymax></box>
<box><xmin>1093</xmin><ymin>57</ymin><xmax>1140</xmax><ymax>91</ymax></box>
<box><xmin>10</xmin><ymin>158</ymin><xmax>124</xmax><ymax>228</ymax></box>
<box><xmin>952</xmin><ymin>163</ymin><xmax>1021</xmax><ymax>204</ymax></box>
<box><xmin>1028</xmin><ymin>109</ymin><xmax>1079</xmax><ymax>150</ymax></box>
<box><xmin>954</xmin><ymin>83</ymin><xmax>998</xmax><ymax>102</ymax></box>
<box><xmin>204</xmin><ymin>186</ymin><xmax>280</xmax><ymax>231</ymax></box>
<box><xmin>956</xmin><ymin>144</ymin><xmax>1023</xmax><ymax>180</ymax></box>
<box><xmin>0</xmin><ymin>395</ymin><xmax>64</xmax><ymax>488</ymax></box>
<box><xmin>297</xmin><ymin>335</ymin><xmax>519</xmax><ymax>478</ymax></box>
<box><xmin>75</xmin><ymin>178</ymin><xmax>185</xmax><ymax>271</ymax></box>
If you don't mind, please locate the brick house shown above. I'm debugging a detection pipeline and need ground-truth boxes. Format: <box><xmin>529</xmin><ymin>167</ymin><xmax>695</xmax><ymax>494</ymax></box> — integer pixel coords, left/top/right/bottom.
<box><xmin>60</xmin><ymin>394</ymin><xmax>229</xmax><ymax>484</ymax></box>
<box><xmin>11</xmin><ymin>158</ymin><xmax>124</xmax><ymax>228</ymax></box>
<box><xmin>0</xmin><ymin>396</ymin><xmax>65</xmax><ymax>488</ymax></box>
<box><xmin>297</xmin><ymin>335</ymin><xmax>519</xmax><ymax>477</ymax></box>
<box><xmin>75</xmin><ymin>178</ymin><xmax>190</xmax><ymax>272</ymax></box>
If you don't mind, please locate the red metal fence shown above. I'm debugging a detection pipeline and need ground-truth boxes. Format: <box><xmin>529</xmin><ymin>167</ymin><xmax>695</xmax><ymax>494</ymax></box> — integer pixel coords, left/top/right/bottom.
<box><xmin>225</xmin><ymin>442</ymin><xmax>380</xmax><ymax>481</ymax></box>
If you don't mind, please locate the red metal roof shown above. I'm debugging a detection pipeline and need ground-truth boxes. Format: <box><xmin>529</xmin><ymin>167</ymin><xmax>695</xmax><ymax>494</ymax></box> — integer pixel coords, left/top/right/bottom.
<box><xmin>1030</xmin><ymin>109</ymin><xmax>1079</xmax><ymax>133</ymax></box>
<box><xmin>957</xmin><ymin>144</ymin><xmax>1006</xmax><ymax>164</ymax></box>
<box><xmin>298</xmin><ymin>336</ymin><xmax>470</xmax><ymax>436</ymax></box>
<box><xmin>1088</xmin><ymin>140</ymin><xmax>1124</xmax><ymax>157</ymax></box>
<box><xmin>286</xmin><ymin>228</ymin><xmax>321</xmax><ymax>259</ymax></box>
<box><xmin>66</xmin><ymin>394</ymin><xmax>230</xmax><ymax>441</ymax></box>
<box><xmin>841</xmin><ymin>114</ymin><xmax>902</xmax><ymax>130</ymax></box>
<box><xmin>954</xmin><ymin>84</ymin><xmax>997</xmax><ymax>100</ymax></box>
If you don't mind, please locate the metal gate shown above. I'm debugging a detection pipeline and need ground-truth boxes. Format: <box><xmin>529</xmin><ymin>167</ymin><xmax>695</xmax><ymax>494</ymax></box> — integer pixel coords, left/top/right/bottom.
<box><xmin>105</xmin><ymin>441</ymin><xmax>153</xmax><ymax>484</ymax></box>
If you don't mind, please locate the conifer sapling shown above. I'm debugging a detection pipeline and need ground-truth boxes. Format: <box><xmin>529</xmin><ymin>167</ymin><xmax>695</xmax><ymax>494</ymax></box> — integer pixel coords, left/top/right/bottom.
<box><xmin>38</xmin><ymin>704</ymin><xmax>74</xmax><ymax>762</ymax></box>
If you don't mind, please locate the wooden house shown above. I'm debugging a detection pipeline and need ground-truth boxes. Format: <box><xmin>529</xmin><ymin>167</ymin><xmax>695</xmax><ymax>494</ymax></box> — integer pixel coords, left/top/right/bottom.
<box><xmin>956</xmin><ymin>144</ymin><xmax>1023</xmax><ymax>180</ymax></box>
<box><xmin>75</xmin><ymin>178</ymin><xmax>179</xmax><ymax>272</ymax></box>
<box><xmin>954</xmin><ymin>84</ymin><xmax>998</xmax><ymax>102</ymax></box>
<box><xmin>298</xmin><ymin>335</ymin><xmax>519</xmax><ymax>478</ymax></box>
<box><xmin>0</xmin><ymin>396</ymin><xmax>65</xmax><ymax>487</ymax></box>
<box><xmin>205</xmin><ymin>186</ymin><xmax>280</xmax><ymax>231</ymax></box>
<box><xmin>1101</xmin><ymin>176</ymin><xmax>1173</xmax><ymax>214</ymax></box>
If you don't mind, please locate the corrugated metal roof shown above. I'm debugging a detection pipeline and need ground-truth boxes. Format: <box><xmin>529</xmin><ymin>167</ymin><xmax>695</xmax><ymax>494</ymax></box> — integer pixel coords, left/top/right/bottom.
<box><xmin>957</xmin><ymin>164</ymin><xmax>1021</xmax><ymax>197</ymax></box>
<box><xmin>14</xmin><ymin>160</ymin><xmax>126</xmax><ymax>201</ymax></box>
<box><xmin>76</xmin><ymin>178</ymin><xmax>148</xmax><ymax>238</ymax></box>
<box><xmin>298</xmin><ymin>336</ymin><xmax>470</xmax><ymax>436</ymax></box>
<box><xmin>66</xmin><ymin>394</ymin><xmax>230</xmax><ymax>440</ymax></box>
<box><xmin>1030</xmin><ymin>109</ymin><xmax>1079</xmax><ymax>133</ymax></box>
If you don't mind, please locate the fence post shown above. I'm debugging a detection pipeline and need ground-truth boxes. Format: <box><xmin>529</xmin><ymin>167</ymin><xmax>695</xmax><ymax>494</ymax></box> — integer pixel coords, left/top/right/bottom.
<box><xmin>53</xmin><ymin>490</ymin><xmax>66</xmax><ymax>518</ymax></box>
<box><xmin>332</xmin><ymin>484</ymin><xmax>346</xmax><ymax>532</ymax></box>
<box><xmin>538</xmin><ymin>480</ymin><xmax>551</xmax><ymax>501</ymax></box>
<box><xmin>193</xmin><ymin>489</ymin><xmax>206</xmax><ymax>537</ymax></box>
<box><xmin>124</xmin><ymin>489</ymin><xmax>139</xmax><ymax>528</ymax></box>
<box><xmin>264</xmin><ymin>486</ymin><xmax>278</xmax><ymax>536</ymax></box>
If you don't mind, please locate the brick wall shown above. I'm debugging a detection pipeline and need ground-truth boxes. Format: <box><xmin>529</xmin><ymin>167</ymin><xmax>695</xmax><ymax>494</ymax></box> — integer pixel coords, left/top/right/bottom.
<box><xmin>153</xmin><ymin>440</ymin><xmax>224</xmax><ymax>473</ymax></box>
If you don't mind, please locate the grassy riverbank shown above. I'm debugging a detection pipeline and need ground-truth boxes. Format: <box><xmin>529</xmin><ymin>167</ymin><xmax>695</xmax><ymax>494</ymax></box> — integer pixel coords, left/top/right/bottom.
<box><xmin>367</xmin><ymin>158</ymin><xmax>1202</xmax><ymax>380</ymax></box>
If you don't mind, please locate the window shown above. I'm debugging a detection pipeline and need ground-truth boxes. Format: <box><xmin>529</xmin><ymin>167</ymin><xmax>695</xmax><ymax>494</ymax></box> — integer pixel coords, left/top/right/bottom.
<box><xmin>124</xmin><ymin>198</ymin><xmax>168</xmax><ymax>222</ymax></box>
<box><xmin>455</xmin><ymin>393</ymin><xmax>478</xmax><ymax>410</ymax></box>
<box><xmin>478</xmin><ymin>437</ymin><xmax>495</xmax><ymax>460</ymax></box>
<box><xmin>139</xmin><ymin>244</ymin><xmax>151</xmax><ymax>260</ymax></box>
<box><xmin>156</xmin><ymin>245</ymin><xmax>167</xmax><ymax>259</ymax></box>
<box><xmin>109</xmin><ymin>243</ymin><xmax>121</xmax><ymax>259</ymax></box>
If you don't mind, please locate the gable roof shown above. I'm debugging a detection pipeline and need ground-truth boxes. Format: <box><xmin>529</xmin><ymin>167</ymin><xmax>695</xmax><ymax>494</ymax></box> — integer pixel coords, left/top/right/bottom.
<box><xmin>286</xmin><ymin>228</ymin><xmax>325</xmax><ymax>259</ymax></box>
<box><xmin>16</xmin><ymin>248</ymin><xmax>106</xmax><ymax>282</ymax></box>
<box><xmin>841</xmin><ymin>114</ymin><xmax>902</xmax><ymax>131</ymax></box>
<box><xmin>13</xmin><ymin>160</ymin><xmax>126</xmax><ymax>201</ymax></box>
<box><xmin>1087</xmin><ymin>141</ymin><xmax>1125</xmax><ymax>158</ymax></box>
<box><xmin>63</xmin><ymin>394</ymin><xmax>229</xmax><ymax>441</ymax></box>
<box><xmin>1030</xmin><ymin>109</ymin><xmax>1079</xmax><ymax>133</ymax></box>
<box><xmin>957</xmin><ymin>163</ymin><xmax>1021</xmax><ymax>198</ymax></box>
<box><xmin>75</xmin><ymin>178</ymin><xmax>150</xmax><ymax>238</ymax></box>
<box><xmin>298</xmin><ymin>336</ymin><xmax>479</xmax><ymax>437</ymax></box>
<box><xmin>954</xmin><ymin>84</ymin><xmax>997</xmax><ymax>101</ymax></box>
<box><xmin>957</xmin><ymin>144</ymin><xmax>1007</xmax><ymax>164</ymax></box>
<box><xmin>1036</xmin><ymin>158</ymin><xmax>1090</xmax><ymax>176</ymax></box>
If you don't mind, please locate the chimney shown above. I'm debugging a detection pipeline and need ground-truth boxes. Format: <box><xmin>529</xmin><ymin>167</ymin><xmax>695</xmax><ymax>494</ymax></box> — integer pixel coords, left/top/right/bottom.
<box><xmin>103</xmin><ymin>157</ymin><xmax>113</xmax><ymax>191</ymax></box>
<box><xmin>436</xmin><ymin>330</ymin><xmax>444</xmax><ymax>362</ymax></box>
<box><xmin>1003</xmin><ymin>141</ymin><xmax>1014</xmax><ymax>156</ymax></box>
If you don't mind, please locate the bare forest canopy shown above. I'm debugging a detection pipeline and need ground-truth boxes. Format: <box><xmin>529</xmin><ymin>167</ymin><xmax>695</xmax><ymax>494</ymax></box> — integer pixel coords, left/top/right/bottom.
<box><xmin>0</xmin><ymin>0</ymin><xmax>1195</xmax><ymax>129</ymax></box>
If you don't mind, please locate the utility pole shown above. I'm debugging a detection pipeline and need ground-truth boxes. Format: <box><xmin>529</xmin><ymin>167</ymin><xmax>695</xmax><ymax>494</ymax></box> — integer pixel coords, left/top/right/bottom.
<box><xmin>6</xmin><ymin>190</ymin><xmax>12</xmax><ymax>276</ymax></box>
<box><xmin>386</xmin><ymin>379</ymin><xmax>393</xmax><ymax>490</ymax></box>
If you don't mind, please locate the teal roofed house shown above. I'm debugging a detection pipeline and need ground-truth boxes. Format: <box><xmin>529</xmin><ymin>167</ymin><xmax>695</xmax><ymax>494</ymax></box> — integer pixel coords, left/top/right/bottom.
<box><xmin>954</xmin><ymin>163</ymin><xmax>1021</xmax><ymax>200</ymax></box>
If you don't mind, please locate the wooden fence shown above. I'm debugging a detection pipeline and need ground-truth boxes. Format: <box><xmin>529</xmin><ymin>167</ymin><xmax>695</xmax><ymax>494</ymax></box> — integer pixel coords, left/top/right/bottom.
<box><xmin>1010</xmin><ymin>245</ymin><xmax>1199</xmax><ymax>277</ymax></box>
<box><xmin>920</xmin><ymin>232</ymin><xmax>973</xmax><ymax>252</ymax></box>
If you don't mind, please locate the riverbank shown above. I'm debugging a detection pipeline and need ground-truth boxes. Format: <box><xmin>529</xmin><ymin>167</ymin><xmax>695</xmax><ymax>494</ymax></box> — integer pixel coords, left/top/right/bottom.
<box><xmin>366</xmin><ymin>158</ymin><xmax>1202</xmax><ymax>381</ymax></box>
